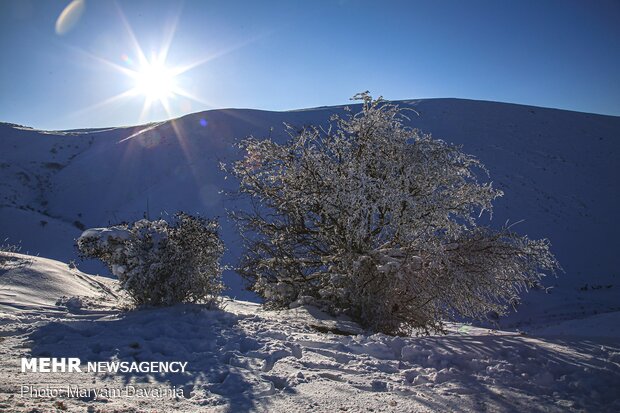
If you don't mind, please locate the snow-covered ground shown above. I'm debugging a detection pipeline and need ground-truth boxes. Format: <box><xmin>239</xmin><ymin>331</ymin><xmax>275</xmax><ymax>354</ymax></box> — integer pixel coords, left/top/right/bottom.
<box><xmin>1</xmin><ymin>252</ymin><xmax>619</xmax><ymax>412</ymax></box>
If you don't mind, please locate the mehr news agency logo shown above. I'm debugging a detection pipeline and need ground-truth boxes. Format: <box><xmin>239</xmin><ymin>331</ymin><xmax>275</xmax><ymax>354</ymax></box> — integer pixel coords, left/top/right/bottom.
<box><xmin>21</xmin><ymin>357</ymin><xmax>188</xmax><ymax>374</ymax></box>
<box><xmin>19</xmin><ymin>358</ymin><xmax>189</xmax><ymax>399</ymax></box>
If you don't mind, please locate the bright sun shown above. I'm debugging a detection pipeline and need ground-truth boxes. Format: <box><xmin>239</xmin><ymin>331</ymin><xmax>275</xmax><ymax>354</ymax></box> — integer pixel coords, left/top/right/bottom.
<box><xmin>134</xmin><ymin>62</ymin><xmax>177</xmax><ymax>101</ymax></box>
<box><xmin>71</xmin><ymin>5</ymin><xmax>219</xmax><ymax>123</ymax></box>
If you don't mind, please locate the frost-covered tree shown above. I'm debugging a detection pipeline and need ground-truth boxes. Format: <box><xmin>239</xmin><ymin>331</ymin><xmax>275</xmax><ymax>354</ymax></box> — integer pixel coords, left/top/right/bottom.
<box><xmin>77</xmin><ymin>213</ymin><xmax>224</xmax><ymax>306</ymax></box>
<box><xmin>230</xmin><ymin>93</ymin><xmax>559</xmax><ymax>335</ymax></box>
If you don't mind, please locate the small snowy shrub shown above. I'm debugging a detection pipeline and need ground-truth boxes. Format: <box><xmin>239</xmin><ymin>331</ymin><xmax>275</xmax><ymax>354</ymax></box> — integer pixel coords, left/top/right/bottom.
<box><xmin>77</xmin><ymin>213</ymin><xmax>224</xmax><ymax>306</ymax></box>
<box><xmin>0</xmin><ymin>239</ymin><xmax>31</xmax><ymax>268</ymax></box>
<box><xmin>229</xmin><ymin>93</ymin><xmax>559</xmax><ymax>335</ymax></box>
<box><xmin>1</xmin><ymin>239</ymin><xmax>22</xmax><ymax>255</ymax></box>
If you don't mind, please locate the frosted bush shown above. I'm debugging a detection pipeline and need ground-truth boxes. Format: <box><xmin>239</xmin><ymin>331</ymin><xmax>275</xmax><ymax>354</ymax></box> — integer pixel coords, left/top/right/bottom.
<box><xmin>229</xmin><ymin>93</ymin><xmax>559</xmax><ymax>335</ymax></box>
<box><xmin>77</xmin><ymin>213</ymin><xmax>224</xmax><ymax>306</ymax></box>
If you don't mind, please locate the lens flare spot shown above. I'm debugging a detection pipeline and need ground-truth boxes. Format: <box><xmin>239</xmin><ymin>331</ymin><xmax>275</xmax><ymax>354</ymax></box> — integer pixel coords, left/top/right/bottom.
<box><xmin>121</xmin><ymin>54</ymin><xmax>134</xmax><ymax>66</ymax></box>
<box><xmin>55</xmin><ymin>0</ymin><xmax>85</xmax><ymax>35</ymax></box>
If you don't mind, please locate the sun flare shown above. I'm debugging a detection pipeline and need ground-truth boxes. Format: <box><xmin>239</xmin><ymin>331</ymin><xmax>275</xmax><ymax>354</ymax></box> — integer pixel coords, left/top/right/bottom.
<box><xmin>67</xmin><ymin>4</ymin><xmax>250</xmax><ymax>123</ymax></box>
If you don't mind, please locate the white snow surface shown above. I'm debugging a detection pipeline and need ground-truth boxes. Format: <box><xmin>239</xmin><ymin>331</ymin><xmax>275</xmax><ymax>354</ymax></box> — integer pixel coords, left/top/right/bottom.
<box><xmin>0</xmin><ymin>252</ymin><xmax>118</xmax><ymax>314</ymax></box>
<box><xmin>79</xmin><ymin>227</ymin><xmax>131</xmax><ymax>243</ymax></box>
<box><xmin>1</xmin><ymin>253</ymin><xmax>619</xmax><ymax>412</ymax></box>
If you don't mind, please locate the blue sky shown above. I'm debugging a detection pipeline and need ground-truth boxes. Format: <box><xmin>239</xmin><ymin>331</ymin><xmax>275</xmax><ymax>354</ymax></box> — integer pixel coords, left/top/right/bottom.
<box><xmin>1</xmin><ymin>0</ymin><xmax>619</xmax><ymax>130</ymax></box>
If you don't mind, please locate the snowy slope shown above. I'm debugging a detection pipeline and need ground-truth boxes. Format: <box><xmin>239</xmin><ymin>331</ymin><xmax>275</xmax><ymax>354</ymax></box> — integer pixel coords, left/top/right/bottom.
<box><xmin>1</xmin><ymin>253</ymin><xmax>619</xmax><ymax>412</ymax></box>
<box><xmin>1</xmin><ymin>99</ymin><xmax>619</xmax><ymax>325</ymax></box>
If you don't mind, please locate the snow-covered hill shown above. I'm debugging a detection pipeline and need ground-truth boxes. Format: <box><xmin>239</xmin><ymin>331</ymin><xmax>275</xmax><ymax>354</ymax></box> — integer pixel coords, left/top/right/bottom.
<box><xmin>1</xmin><ymin>253</ymin><xmax>619</xmax><ymax>412</ymax></box>
<box><xmin>1</xmin><ymin>99</ymin><xmax>619</xmax><ymax>327</ymax></box>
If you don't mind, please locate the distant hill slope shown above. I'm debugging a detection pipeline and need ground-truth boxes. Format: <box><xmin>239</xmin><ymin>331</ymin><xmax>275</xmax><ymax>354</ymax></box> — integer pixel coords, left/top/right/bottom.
<box><xmin>1</xmin><ymin>98</ymin><xmax>619</xmax><ymax>326</ymax></box>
